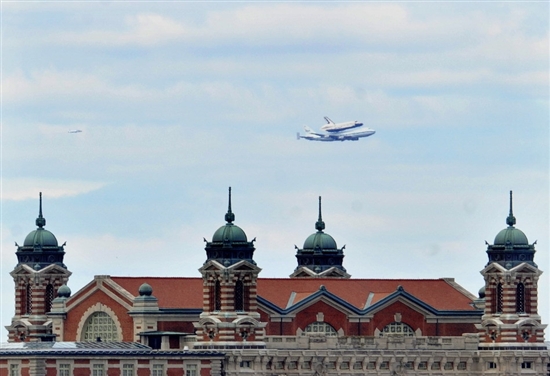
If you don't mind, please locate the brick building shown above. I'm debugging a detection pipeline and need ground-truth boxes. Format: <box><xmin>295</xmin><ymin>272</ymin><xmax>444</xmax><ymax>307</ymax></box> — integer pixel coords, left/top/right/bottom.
<box><xmin>3</xmin><ymin>189</ymin><xmax>549</xmax><ymax>375</ymax></box>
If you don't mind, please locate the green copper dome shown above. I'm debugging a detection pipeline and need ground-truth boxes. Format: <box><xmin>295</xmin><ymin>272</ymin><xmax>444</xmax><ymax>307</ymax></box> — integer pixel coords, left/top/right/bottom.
<box><xmin>16</xmin><ymin>193</ymin><xmax>67</xmax><ymax>270</ymax></box>
<box><xmin>204</xmin><ymin>187</ymin><xmax>256</xmax><ymax>266</ymax></box>
<box><xmin>493</xmin><ymin>190</ymin><xmax>529</xmax><ymax>246</ymax></box>
<box><xmin>22</xmin><ymin>192</ymin><xmax>59</xmax><ymax>247</ymax></box>
<box><xmin>494</xmin><ymin>227</ymin><xmax>528</xmax><ymax>246</ymax></box>
<box><xmin>303</xmin><ymin>231</ymin><xmax>337</xmax><ymax>250</ymax></box>
<box><xmin>486</xmin><ymin>191</ymin><xmax>536</xmax><ymax>269</ymax></box>
<box><xmin>294</xmin><ymin>197</ymin><xmax>346</xmax><ymax>275</ymax></box>
<box><xmin>212</xmin><ymin>223</ymin><xmax>248</xmax><ymax>243</ymax></box>
<box><xmin>23</xmin><ymin>228</ymin><xmax>59</xmax><ymax>247</ymax></box>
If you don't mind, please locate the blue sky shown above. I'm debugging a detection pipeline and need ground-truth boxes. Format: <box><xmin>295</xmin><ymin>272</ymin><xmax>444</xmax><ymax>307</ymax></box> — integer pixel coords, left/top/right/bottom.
<box><xmin>1</xmin><ymin>2</ymin><xmax>548</xmax><ymax>337</ymax></box>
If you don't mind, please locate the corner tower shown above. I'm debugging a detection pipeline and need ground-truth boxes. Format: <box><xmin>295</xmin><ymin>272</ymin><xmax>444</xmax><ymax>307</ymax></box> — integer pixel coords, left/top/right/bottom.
<box><xmin>6</xmin><ymin>193</ymin><xmax>71</xmax><ymax>342</ymax></box>
<box><xmin>291</xmin><ymin>196</ymin><xmax>350</xmax><ymax>278</ymax></box>
<box><xmin>194</xmin><ymin>187</ymin><xmax>266</xmax><ymax>349</ymax></box>
<box><xmin>477</xmin><ymin>191</ymin><xmax>546</xmax><ymax>349</ymax></box>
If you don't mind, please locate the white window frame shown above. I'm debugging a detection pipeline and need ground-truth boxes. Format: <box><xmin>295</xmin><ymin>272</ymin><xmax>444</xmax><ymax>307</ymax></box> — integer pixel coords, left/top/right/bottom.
<box><xmin>304</xmin><ymin>321</ymin><xmax>337</xmax><ymax>336</ymax></box>
<box><xmin>381</xmin><ymin>322</ymin><xmax>415</xmax><ymax>337</ymax></box>
<box><xmin>9</xmin><ymin>363</ymin><xmax>20</xmax><ymax>376</ymax></box>
<box><xmin>151</xmin><ymin>363</ymin><xmax>164</xmax><ymax>376</ymax></box>
<box><xmin>92</xmin><ymin>363</ymin><xmax>105</xmax><ymax>376</ymax></box>
<box><xmin>122</xmin><ymin>363</ymin><xmax>135</xmax><ymax>376</ymax></box>
<box><xmin>185</xmin><ymin>364</ymin><xmax>198</xmax><ymax>376</ymax></box>
<box><xmin>58</xmin><ymin>363</ymin><xmax>71</xmax><ymax>376</ymax></box>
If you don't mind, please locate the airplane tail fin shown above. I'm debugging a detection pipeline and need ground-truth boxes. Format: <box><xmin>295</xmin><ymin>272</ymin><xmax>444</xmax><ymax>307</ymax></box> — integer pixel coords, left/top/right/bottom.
<box><xmin>304</xmin><ymin>125</ymin><xmax>314</xmax><ymax>133</ymax></box>
<box><xmin>324</xmin><ymin>116</ymin><xmax>334</xmax><ymax>124</ymax></box>
<box><xmin>296</xmin><ymin>132</ymin><xmax>301</xmax><ymax>140</ymax></box>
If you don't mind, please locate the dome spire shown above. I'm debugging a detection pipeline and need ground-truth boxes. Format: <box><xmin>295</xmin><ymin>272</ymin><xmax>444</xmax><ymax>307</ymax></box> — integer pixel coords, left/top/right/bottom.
<box><xmin>506</xmin><ymin>190</ymin><xmax>516</xmax><ymax>227</ymax></box>
<box><xmin>315</xmin><ymin>196</ymin><xmax>325</xmax><ymax>232</ymax></box>
<box><xmin>225</xmin><ymin>186</ymin><xmax>235</xmax><ymax>224</ymax></box>
<box><xmin>36</xmin><ymin>192</ymin><xmax>46</xmax><ymax>228</ymax></box>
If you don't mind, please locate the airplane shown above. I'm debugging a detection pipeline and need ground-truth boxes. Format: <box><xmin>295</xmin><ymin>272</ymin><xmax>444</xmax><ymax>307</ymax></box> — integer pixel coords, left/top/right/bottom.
<box><xmin>320</xmin><ymin>117</ymin><xmax>363</xmax><ymax>132</ymax></box>
<box><xmin>297</xmin><ymin>123</ymin><xmax>375</xmax><ymax>142</ymax></box>
<box><xmin>68</xmin><ymin>130</ymin><xmax>82</xmax><ymax>133</ymax></box>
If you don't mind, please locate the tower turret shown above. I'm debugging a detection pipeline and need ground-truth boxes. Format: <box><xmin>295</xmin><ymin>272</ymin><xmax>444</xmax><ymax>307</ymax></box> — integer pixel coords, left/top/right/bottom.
<box><xmin>477</xmin><ymin>191</ymin><xmax>546</xmax><ymax>349</ymax></box>
<box><xmin>195</xmin><ymin>187</ymin><xmax>265</xmax><ymax>349</ymax></box>
<box><xmin>291</xmin><ymin>196</ymin><xmax>350</xmax><ymax>278</ymax></box>
<box><xmin>7</xmin><ymin>193</ymin><xmax>71</xmax><ymax>342</ymax></box>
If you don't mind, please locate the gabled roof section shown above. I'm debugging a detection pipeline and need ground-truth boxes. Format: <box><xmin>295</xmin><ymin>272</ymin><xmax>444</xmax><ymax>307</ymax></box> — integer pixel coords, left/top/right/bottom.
<box><xmin>65</xmin><ymin>276</ymin><xmax>478</xmax><ymax>314</ymax></box>
<box><xmin>256</xmin><ymin>278</ymin><xmax>478</xmax><ymax>313</ymax></box>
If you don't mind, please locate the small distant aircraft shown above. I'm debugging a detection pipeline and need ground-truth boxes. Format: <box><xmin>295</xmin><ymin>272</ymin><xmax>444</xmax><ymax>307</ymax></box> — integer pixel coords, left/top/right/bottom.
<box><xmin>68</xmin><ymin>130</ymin><xmax>82</xmax><ymax>133</ymax></box>
<box><xmin>297</xmin><ymin>118</ymin><xmax>375</xmax><ymax>142</ymax></box>
<box><xmin>320</xmin><ymin>117</ymin><xmax>363</xmax><ymax>132</ymax></box>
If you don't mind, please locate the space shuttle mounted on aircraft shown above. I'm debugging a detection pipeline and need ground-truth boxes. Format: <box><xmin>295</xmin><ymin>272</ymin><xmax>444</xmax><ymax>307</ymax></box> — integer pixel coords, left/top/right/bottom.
<box><xmin>297</xmin><ymin>117</ymin><xmax>375</xmax><ymax>142</ymax></box>
<box><xmin>320</xmin><ymin>117</ymin><xmax>363</xmax><ymax>132</ymax></box>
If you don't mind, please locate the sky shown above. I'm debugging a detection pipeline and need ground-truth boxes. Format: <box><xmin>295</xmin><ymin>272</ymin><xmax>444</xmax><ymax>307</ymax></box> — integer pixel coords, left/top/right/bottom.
<box><xmin>0</xmin><ymin>2</ymin><xmax>548</xmax><ymax>339</ymax></box>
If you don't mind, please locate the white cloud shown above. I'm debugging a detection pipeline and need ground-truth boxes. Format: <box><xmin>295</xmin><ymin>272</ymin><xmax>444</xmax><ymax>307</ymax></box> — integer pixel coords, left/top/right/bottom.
<box><xmin>1</xmin><ymin>178</ymin><xmax>107</xmax><ymax>201</ymax></box>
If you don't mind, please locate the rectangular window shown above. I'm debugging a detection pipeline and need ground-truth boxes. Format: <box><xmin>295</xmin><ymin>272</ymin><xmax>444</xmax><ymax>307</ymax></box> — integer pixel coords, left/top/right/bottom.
<box><xmin>92</xmin><ymin>364</ymin><xmax>104</xmax><ymax>376</ymax></box>
<box><xmin>122</xmin><ymin>364</ymin><xmax>134</xmax><ymax>376</ymax></box>
<box><xmin>488</xmin><ymin>362</ymin><xmax>497</xmax><ymax>369</ymax></box>
<box><xmin>380</xmin><ymin>361</ymin><xmax>389</xmax><ymax>370</ymax></box>
<box><xmin>418</xmin><ymin>362</ymin><xmax>427</xmax><ymax>370</ymax></box>
<box><xmin>444</xmin><ymin>362</ymin><xmax>453</xmax><ymax>370</ymax></box>
<box><xmin>521</xmin><ymin>362</ymin><xmax>532</xmax><ymax>369</ymax></box>
<box><xmin>58</xmin><ymin>364</ymin><xmax>71</xmax><ymax>376</ymax></box>
<box><xmin>239</xmin><ymin>361</ymin><xmax>251</xmax><ymax>369</ymax></box>
<box><xmin>152</xmin><ymin>364</ymin><xmax>164</xmax><ymax>376</ymax></box>
<box><xmin>9</xmin><ymin>364</ymin><xmax>20</xmax><ymax>376</ymax></box>
<box><xmin>431</xmin><ymin>362</ymin><xmax>441</xmax><ymax>370</ymax></box>
<box><xmin>457</xmin><ymin>361</ymin><xmax>467</xmax><ymax>370</ymax></box>
<box><xmin>185</xmin><ymin>364</ymin><xmax>197</xmax><ymax>376</ymax></box>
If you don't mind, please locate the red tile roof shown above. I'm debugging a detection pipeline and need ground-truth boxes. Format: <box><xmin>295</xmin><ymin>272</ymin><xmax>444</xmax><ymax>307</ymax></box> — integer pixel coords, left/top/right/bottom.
<box><xmin>111</xmin><ymin>277</ymin><xmax>204</xmax><ymax>309</ymax></box>
<box><xmin>110</xmin><ymin>277</ymin><xmax>476</xmax><ymax>312</ymax></box>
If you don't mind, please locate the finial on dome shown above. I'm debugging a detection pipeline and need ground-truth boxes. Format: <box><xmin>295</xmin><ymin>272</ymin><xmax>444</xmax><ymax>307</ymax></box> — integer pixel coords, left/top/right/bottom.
<box><xmin>315</xmin><ymin>196</ymin><xmax>325</xmax><ymax>232</ymax></box>
<box><xmin>506</xmin><ymin>190</ymin><xmax>516</xmax><ymax>227</ymax></box>
<box><xmin>225</xmin><ymin>187</ymin><xmax>235</xmax><ymax>223</ymax></box>
<box><xmin>36</xmin><ymin>192</ymin><xmax>46</xmax><ymax>228</ymax></box>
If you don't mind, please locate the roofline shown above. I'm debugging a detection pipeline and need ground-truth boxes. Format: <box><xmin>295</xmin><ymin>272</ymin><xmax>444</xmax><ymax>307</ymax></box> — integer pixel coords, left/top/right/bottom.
<box><xmin>258</xmin><ymin>288</ymin><xmax>482</xmax><ymax>317</ymax></box>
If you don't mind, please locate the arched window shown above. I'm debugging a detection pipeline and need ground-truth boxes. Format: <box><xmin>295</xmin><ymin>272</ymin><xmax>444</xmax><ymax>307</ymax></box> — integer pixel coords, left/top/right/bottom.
<box><xmin>45</xmin><ymin>284</ymin><xmax>54</xmax><ymax>314</ymax></box>
<box><xmin>215</xmin><ymin>280</ymin><xmax>221</xmax><ymax>311</ymax></box>
<box><xmin>381</xmin><ymin>322</ymin><xmax>415</xmax><ymax>337</ymax></box>
<box><xmin>25</xmin><ymin>283</ymin><xmax>32</xmax><ymax>315</ymax></box>
<box><xmin>304</xmin><ymin>322</ymin><xmax>337</xmax><ymax>336</ymax></box>
<box><xmin>516</xmin><ymin>283</ymin><xmax>525</xmax><ymax>313</ymax></box>
<box><xmin>81</xmin><ymin>312</ymin><xmax>118</xmax><ymax>341</ymax></box>
<box><xmin>234</xmin><ymin>280</ymin><xmax>244</xmax><ymax>311</ymax></box>
<box><xmin>496</xmin><ymin>283</ymin><xmax>503</xmax><ymax>313</ymax></box>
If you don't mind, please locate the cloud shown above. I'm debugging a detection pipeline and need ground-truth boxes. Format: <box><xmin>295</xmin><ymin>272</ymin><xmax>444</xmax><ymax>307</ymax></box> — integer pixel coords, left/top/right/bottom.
<box><xmin>1</xmin><ymin>178</ymin><xmax>107</xmax><ymax>201</ymax></box>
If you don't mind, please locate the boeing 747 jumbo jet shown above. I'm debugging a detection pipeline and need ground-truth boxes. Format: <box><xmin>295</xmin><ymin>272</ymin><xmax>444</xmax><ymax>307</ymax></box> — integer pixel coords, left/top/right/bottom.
<box><xmin>297</xmin><ymin>118</ymin><xmax>375</xmax><ymax>142</ymax></box>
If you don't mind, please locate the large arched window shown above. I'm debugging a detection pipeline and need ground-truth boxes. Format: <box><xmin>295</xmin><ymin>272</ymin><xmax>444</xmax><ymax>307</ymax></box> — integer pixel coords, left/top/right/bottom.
<box><xmin>81</xmin><ymin>312</ymin><xmax>118</xmax><ymax>341</ymax></box>
<box><xmin>381</xmin><ymin>322</ymin><xmax>415</xmax><ymax>337</ymax></box>
<box><xmin>304</xmin><ymin>322</ymin><xmax>337</xmax><ymax>336</ymax></box>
